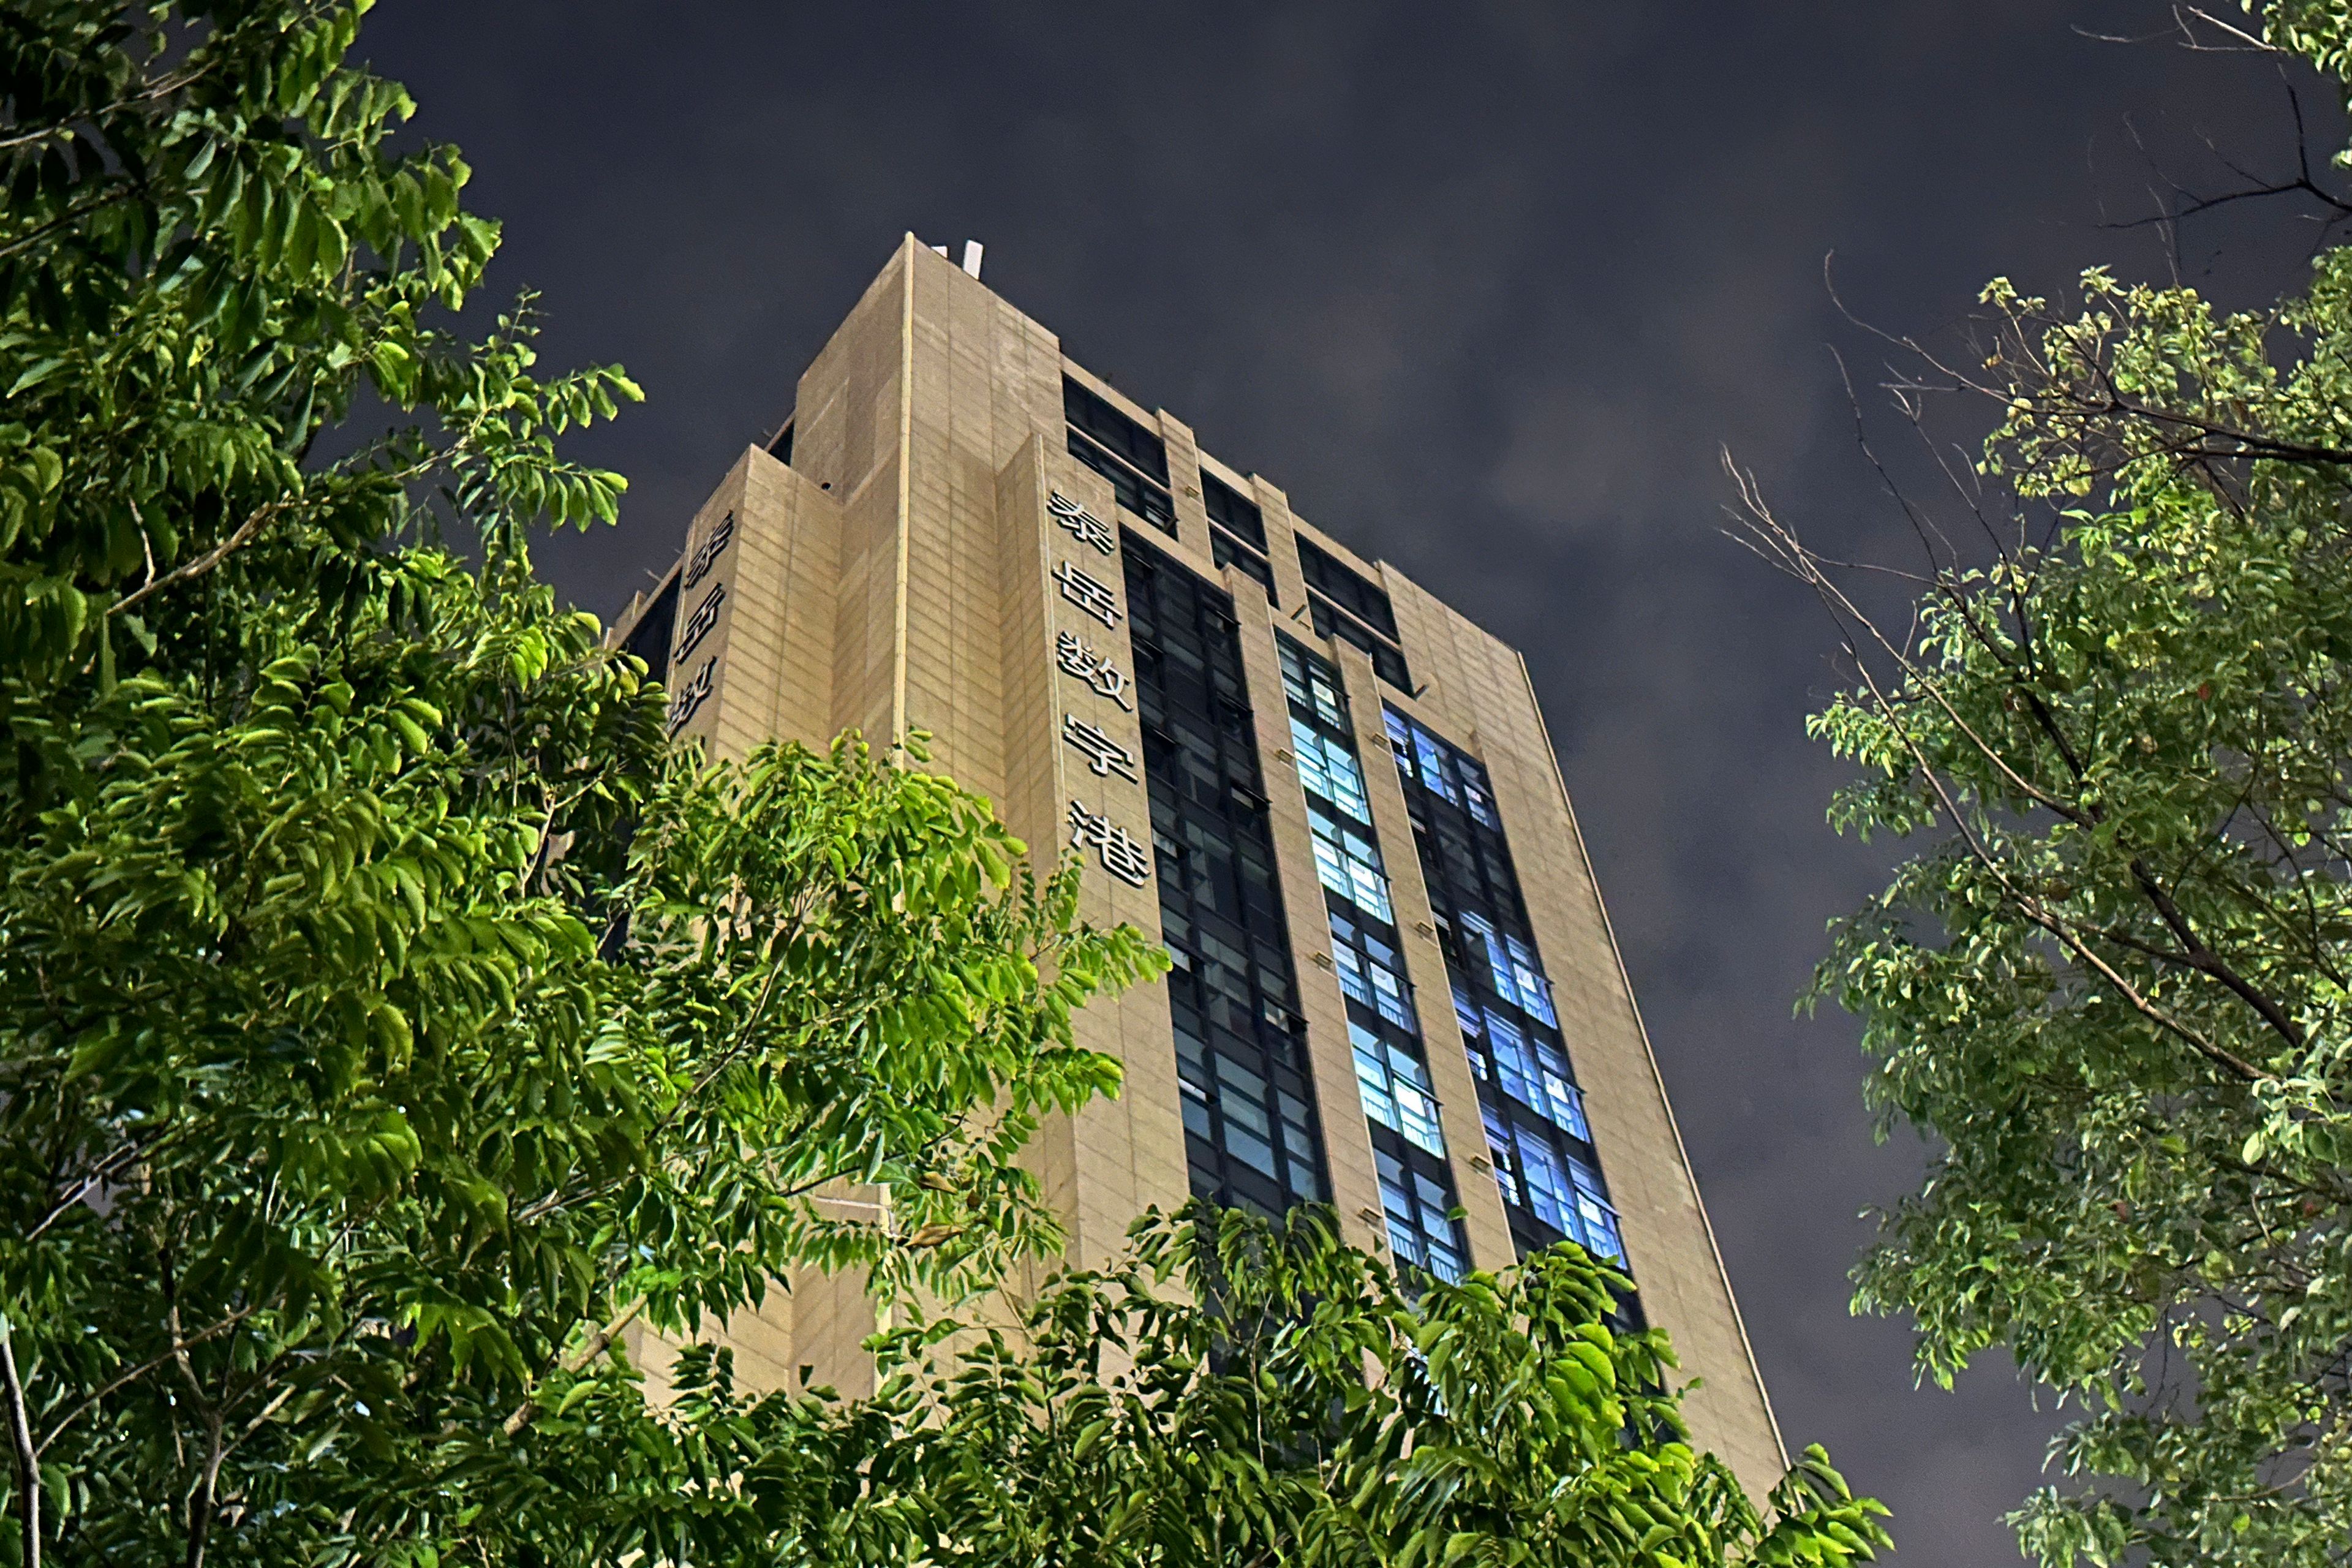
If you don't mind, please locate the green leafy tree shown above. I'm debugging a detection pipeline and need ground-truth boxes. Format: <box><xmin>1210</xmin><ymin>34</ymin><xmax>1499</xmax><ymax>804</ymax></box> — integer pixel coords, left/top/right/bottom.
<box><xmin>598</xmin><ymin>1205</ymin><xmax>1888</xmax><ymax>1568</ymax></box>
<box><xmin>0</xmin><ymin>3</ymin><xmax>1158</xmax><ymax>1563</ymax></box>
<box><xmin>1735</xmin><ymin>4</ymin><xmax>2352</xmax><ymax>1563</ymax></box>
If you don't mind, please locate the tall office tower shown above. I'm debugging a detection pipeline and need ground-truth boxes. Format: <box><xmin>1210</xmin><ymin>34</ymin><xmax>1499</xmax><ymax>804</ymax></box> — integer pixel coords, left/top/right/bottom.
<box><xmin>612</xmin><ymin>236</ymin><xmax>1785</xmax><ymax>1493</ymax></box>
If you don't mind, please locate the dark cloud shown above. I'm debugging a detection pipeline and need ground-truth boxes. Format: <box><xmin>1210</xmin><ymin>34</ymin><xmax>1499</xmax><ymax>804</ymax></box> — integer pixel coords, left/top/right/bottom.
<box><xmin>362</xmin><ymin>4</ymin><xmax>2341</xmax><ymax>1559</ymax></box>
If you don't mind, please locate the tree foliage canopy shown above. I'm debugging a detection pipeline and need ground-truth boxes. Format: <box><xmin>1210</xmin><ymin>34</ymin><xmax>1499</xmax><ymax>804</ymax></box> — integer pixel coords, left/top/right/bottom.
<box><xmin>575</xmin><ymin>1205</ymin><xmax>1889</xmax><ymax>1568</ymax></box>
<box><xmin>1739</xmin><ymin>4</ymin><xmax>2352</xmax><ymax>1564</ymax></box>
<box><xmin>0</xmin><ymin>2</ymin><xmax>1157</xmax><ymax>1562</ymax></box>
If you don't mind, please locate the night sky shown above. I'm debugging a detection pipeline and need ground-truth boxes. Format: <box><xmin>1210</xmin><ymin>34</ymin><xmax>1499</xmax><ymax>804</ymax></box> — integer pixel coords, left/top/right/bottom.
<box><xmin>362</xmin><ymin>6</ymin><xmax>2342</xmax><ymax>1561</ymax></box>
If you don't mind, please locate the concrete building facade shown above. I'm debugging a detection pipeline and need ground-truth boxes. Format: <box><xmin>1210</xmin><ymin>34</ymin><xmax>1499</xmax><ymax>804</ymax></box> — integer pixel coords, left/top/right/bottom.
<box><xmin>611</xmin><ymin>236</ymin><xmax>1785</xmax><ymax>1493</ymax></box>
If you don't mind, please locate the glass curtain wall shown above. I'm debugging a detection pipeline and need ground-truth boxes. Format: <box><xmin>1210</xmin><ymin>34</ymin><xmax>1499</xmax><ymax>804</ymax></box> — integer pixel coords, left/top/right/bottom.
<box><xmin>1123</xmin><ymin>532</ymin><xmax>1329</xmax><ymax>1215</ymax></box>
<box><xmin>1279</xmin><ymin>636</ymin><xmax>1467</xmax><ymax>1282</ymax></box>
<box><xmin>1383</xmin><ymin>707</ymin><xmax>1629</xmax><ymax>1272</ymax></box>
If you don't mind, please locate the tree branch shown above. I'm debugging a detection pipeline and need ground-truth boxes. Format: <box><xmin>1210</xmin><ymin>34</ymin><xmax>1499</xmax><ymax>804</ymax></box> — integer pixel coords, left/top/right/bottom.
<box><xmin>1726</xmin><ymin>465</ymin><xmax>2269</xmax><ymax>1085</ymax></box>
<box><xmin>35</xmin><ymin>1307</ymin><xmax>255</xmax><ymax>1455</ymax></box>
<box><xmin>501</xmin><ymin>1297</ymin><xmax>645</xmax><ymax>1439</ymax></box>
<box><xmin>108</xmin><ymin>499</ymin><xmax>290</xmax><ymax>620</ymax></box>
<box><xmin>184</xmin><ymin>1409</ymin><xmax>222</xmax><ymax>1568</ymax></box>
<box><xmin>0</xmin><ymin>1319</ymin><xmax>39</xmax><ymax>1568</ymax></box>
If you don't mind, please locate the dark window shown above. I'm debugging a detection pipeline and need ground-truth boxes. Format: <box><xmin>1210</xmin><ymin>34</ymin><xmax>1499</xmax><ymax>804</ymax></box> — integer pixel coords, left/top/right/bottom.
<box><xmin>1069</xmin><ymin>430</ymin><xmax>1176</xmax><ymax>535</ymax></box>
<box><xmin>766</xmin><ymin>421</ymin><xmax>793</xmax><ymax>465</ymax></box>
<box><xmin>1310</xmin><ymin>597</ymin><xmax>1412</xmax><ymax>690</ymax></box>
<box><xmin>1202</xmin><ymin>472</ymin><xmax>1267</xmax><ymax>550</ymax></box>
<box><xmin>1125</xmin><ymin>530</ymin><xmax>1329</xmax><ymax>1216</ymax></box>
<box><xmin>1064</xmin><ymin>375</ymin><xmax>1170</xmax><ymax>484</ymax></box>
<box><xmin>1211</xmin><ymin>528</ymin><xmax>1278</xmax><ymax>603</ymax></box>
<box><xmin>621</xmin><ymin>573</ymin><xmax>680</xmax><ymax>688</ymax></box>
<box><xmin>1297</xmin><ymin>538</ymin><xmax>1399</xmax><ymax>640</ymax></box>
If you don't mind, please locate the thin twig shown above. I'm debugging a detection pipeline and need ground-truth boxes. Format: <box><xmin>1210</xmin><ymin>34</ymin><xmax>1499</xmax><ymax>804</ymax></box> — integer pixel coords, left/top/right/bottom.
<box><xmin>36</xmin><ymin>1307</ymin><xmax>255</xmax><ymax>1455</ymax></box>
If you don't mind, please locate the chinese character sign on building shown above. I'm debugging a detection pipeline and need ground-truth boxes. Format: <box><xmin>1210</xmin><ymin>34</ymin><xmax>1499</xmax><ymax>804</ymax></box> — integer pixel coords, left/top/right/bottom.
<box><xmin>666</xmin><ymin>657</ymin><xmax>715</xmax><ymax>736</ymax></box>
<box><xmin>1067</xmin><ymin>801</ymin><xmax>1152</xmax><ymax>888</ymax></box>
<box><xmin>664</xmin><ymin>509</ymin><xmax>738</xmax><ymax>737</ymax></box>
<box><xmin>1055</xmin><ymin>630</ymin><xmax>1134</xmax><ymax>710</ymax></box>
<box><xmin>1061</xmin><ymin>714</ymin><xmax>1139</xmax><ymax>780</ymax></box>
<box><xmin>1049</xmin><ymin>491</ymin><xmax>1116</xmax><ymax>556</ymax></box>
<box><xmin>1054</xmin><ymin>560</ymin><xmax>1121</xmax><ymax>628</ymax></box>
<box><xmin>676</xmin><ymin>581</ymin><xmax>726</xmax><ymax>661</ymax></box>
<box><xmin>1051</xmin><ymin>495</ymin><xmax>1149</xmax><ymax>888</ymax></box>
<box><xmin>683</xmin><ymin>509</ymin><xmax>736</xmax><ymax>589</ymax></box>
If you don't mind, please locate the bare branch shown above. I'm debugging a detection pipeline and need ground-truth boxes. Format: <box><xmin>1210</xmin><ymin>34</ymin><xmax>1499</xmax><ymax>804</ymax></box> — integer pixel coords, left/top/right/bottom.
<box><xmin>1725</xmin><ymin>458</ymin><xmax>2272</xmax><ymax>1085</ymax></box>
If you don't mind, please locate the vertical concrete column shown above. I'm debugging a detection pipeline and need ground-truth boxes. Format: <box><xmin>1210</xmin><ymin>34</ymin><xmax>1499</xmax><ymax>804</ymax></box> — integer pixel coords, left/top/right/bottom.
<box><xmin>1005</xmin><ymin>451</ymin><xmax>1189</xmax><ymax>1275</ymax></box>
<box><xmin>1325</xmin><ymin>645</ymin><xmax>1517</xmax><ymax>1275</ymax></box>
<box><xmin>1229</xmin><ymin>582</ymin><xmax>1387</xmax><ymax>1259</ymax></box>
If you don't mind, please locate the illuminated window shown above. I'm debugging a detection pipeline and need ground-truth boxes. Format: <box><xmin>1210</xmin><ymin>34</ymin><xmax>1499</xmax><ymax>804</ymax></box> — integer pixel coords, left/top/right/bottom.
<box><xmin>1376</xmin><ymin>1140</ymin><xmax>1466</xmax><ymax>1283</ymax></box>
<box><xmin>1290</xmin><ymin>720</ymin><xmax>1371</xmax><ymax>824</ymax></box>
<box><xmin>1483</xmin><ymin>1104</ymin><xmax>1624</xmax><ymax>1265</ymax></box>
<box><xmin>1351</xmin><ymin>1022</ymin><xmax>1446</xmax><ymax>1157</ymax></box>
<box><xmin>1308</xmin><ymin>804</ymin><xmax>1392</xmax><ymax>922</ymax></box>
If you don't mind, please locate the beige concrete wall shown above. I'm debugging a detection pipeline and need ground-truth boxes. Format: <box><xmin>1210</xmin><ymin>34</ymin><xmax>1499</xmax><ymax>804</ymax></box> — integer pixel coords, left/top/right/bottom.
<box><xmin>1027</xmin><ymin>464</ymin><xmax>1194</xmax><ymax>1273</ymax></box>
<box><xmin>609</xmin><ymin>234</ymin><xmax>1787</xmax><ymax>1499</ymax></box>
<box><xmin>606</xmin><ymin>439</ymin><xmax>862</xmax><ymax>1403</ymax></box>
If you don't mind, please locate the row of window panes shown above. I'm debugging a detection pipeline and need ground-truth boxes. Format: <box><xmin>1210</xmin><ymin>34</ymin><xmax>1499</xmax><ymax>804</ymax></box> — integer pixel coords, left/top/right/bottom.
<box><xmin>1335</xmin><ymin>942</ymin><xmax>1412</xmax><ymax>1028</ymax></box>
<box><xmin>1290</xmin><ymin>718</ymin><xmax>1371</xmax><ymax>823</ymax></box>
<box><xmin>1376</xmin><ymin>1140</ymin><xmax>1466</xmax><ymax>1283</ymax></box>
<box><xmin>1308</xmin><ymin>804</ymin><xmax>1392</xmax><ymax>923</ymax></box>
<box><xmin>1064</xmin><ymin>385</ymin><xmax>1287</xmax><ymax>616</ymax></box>
<box><xmin>1455</xmin><ymin>986</ymin><xmax>1586</xmax><ymax>1141</ymax></box>
<box><xmin>1419</xmin><ymin>808</ymin><xmax>1532</xmax><ymax>944</ymax></box>
<box><xmin>1274</xmin><ymin>630</ymin><xmax>1471</xmax><ymax>1281</ymax></box>
<box><xmin>1457</xmin><ymin>908</ymin><xmax>1556</xmax><ymax>1027</ymax></box>
<box><xmin>1064</xmin><ymin>376</ymin><xmax>1170</xmax><ymax>484</ymax></box>
<box><xmin>1297</xmin><ymin>537</ymin><xmax>1400</xmax><ymax>641</ymax></box>
<box><xmin>1280</xmin><ymin>637</ymin><xmax>1351</xmax><ymax>731</ymax></box>
<box><xmin>1126</xmin><ymin>530</ymin><xmax>1330</xmax><ymax>1216</ymax></box>
<box><xmin>1308</xmin><ymin>597</ymin><xmax>1412</xmax><ymax>691</ymax></box>
<box><xmin>1174</xmin><ymin>1028</ymin><xmax>1324</xmax><ymax>1204</ymax></box>
<box><xmin>1283</xmin><ymin>673</ymin><xmax>1431</xmax><ymax>1141</ymax></box>
<box><xmin>622</xmin><ymin>573</ymin><xmax>679</xmax><ymax>688</ymax></box>
<box><xmin>1201</xmin><ymin>469</ymin><xmax>1275</xmax><ymax>597</ymax></box>
<box><xmin>1385</xmin><ymin>709</ymin><xmax>1499</xmax><ymax>829</ymax></box>
<box><xmin>1211</xmin><ymin>527</ymin><xmax>1278</xmax><ymax>603</ymax></box>
<box><xmin>1069</xmin><ymin>429</ymin><xmax>1176</xmax><ymax>533</ymax></box>
<box><xmin>1289</xmin><ymin>660</ymin><xmax>1391</xmax><ymax>927</ymax></box>
<box><xmin>1204</xmin><ymin>472</ymin><xmax>1267</xmax><ymax>549</ymax></box>
<box><xmin>1333</xmin><ymin>910</ymin><xmax>1417</xmax><ymax>1033</ymax></box>
<box><xmin>1378</xmin><ymin>679</ymin><xmax>1624</xmax><ymax>1281</ymax></box>
<box><xmin>1351</xmin><ymin>1021</ymin><xmax>1446</xmax><ymax>1158</ymax></box>
<box><xmin>1484</xmin><ymin>1104</ymin><xmax>1623</xmax><ymax>1264</ymax></box>
<box><xmin>1166</xmin><ymin>923</ymin><xmax>1293</xmax><ymax>1058</ymax></box>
